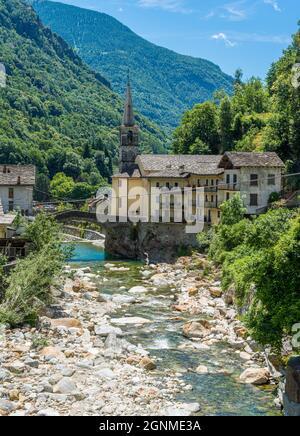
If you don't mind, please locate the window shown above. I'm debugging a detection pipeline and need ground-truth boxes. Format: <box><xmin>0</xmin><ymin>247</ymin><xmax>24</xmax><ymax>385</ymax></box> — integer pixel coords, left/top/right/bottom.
<box><xmin>156</xmin><ymin>182</ymin><xmax>160</xmax><ymax>188</ymax></box>
<box><xmin>197</xmin><ymin>179</ymin><xmax>201</xmax><ymax>187</ymax></box>
<box><xmin>175</xmin><ymin>182</ymin><xmax>179</xmax><ymax>188</ymax></box>
<box><xmin>268</xmin><ymin>174</ymin><xmax>276</xmax><ymax>185</ymax></box>
<box><xmin>8</xmin><ymin>188</ymin><xmax>14</xmax><ymax>199</ymax></box>
<box><xmin>205</xmin><ymin>179</ymin><xmax>209</xmax><ymax>186</ymax></box>
<box><xmin>250</xmin><ymin>194</ymin><xmax>258</xmax><ymax>206</ymax></box>
<box><xmin>211</xmin><ymin>179</ymin><xmax>214</xmax><ymax>186</ymax></box>
<box><xmin>166</xmin><ymin>182</ymin><xmax>170</xmax><ymax>189</ymax></box>
<box><xmin>250</xmin><ymin>174</ymin><xmax>258</xmax><ymax>186</ymax></box>
<box><xmin>226</xmin><ymin>174</ymin><xmax>230</xmax><ymax>184</ymax></box>
<box><xmin>8</xmin><ymin>201</ymin><xmax>14</xmax><ymax>212</ymax></box>
<box><xmin>211</xmin><ymin>195</ymin><xmax>214</xmax><ymax>202</ymax></box>
<box><xmin>205</xmin><ymin>195</ymin><xmax>208</xmax><ymax>202</ymax></box>
<box><xmin>216</xmin><ymin>180</ymin><xmax>219</xmax><ymax>186</ymax></box>
<box><xmin>233</xmin><ymin>174</ymin><xmax>237</xmax><ymax>185</ymax></box>
<box><xmin>226</xmin><ymin>193</ymin><xmax>230</xmax><ymax>201</ymax></box>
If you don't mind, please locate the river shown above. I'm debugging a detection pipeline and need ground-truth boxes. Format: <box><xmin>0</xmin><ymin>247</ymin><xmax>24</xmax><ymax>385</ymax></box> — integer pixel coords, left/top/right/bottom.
<box><xmin>68</xmin><ymin>242</ymin><xmax>280</xmax><ymax>416</ymax></box>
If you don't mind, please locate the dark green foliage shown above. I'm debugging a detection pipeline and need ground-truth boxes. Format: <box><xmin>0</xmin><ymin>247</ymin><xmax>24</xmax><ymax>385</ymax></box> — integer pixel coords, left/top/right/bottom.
<box><xmin>33</xmin><ymin>0</ymin><xmax>233</xmax><ymax>134</ymax></box>
<box><xmin>206</xmin><ymin>201</ymin><xmax>300</xmax><ymax>349</ymax></box>
<box><xmin>0</xmin><ymin>0</ymin><xmax>167</xmax><ymax>199</ymax></box>
<box><xmin>172</xmin><ymin>24</ymin><xmax>300</xmax><ymax>182</ymax></box>
<box><xmin>0</xmin><ymin>213</ymin><xmax>67</xmax><ymax>326</ymax></box>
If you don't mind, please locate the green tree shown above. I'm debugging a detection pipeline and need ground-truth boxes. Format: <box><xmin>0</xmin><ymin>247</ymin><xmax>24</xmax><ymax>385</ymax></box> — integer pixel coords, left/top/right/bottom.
<box><xmin>50</xmin><ymin>172</ymin><xmax>75</xmax><ymax>200</ymax></box>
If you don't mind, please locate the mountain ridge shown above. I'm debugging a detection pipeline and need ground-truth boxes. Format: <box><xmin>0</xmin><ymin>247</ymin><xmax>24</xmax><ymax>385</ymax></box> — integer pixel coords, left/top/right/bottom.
<box><xmin>0</xmin><ymin>0</ymin><xmax>167</xmax><ymax>199</ymax></box>
<box><xmin>33</xmin><ymin>0</ymin><xmax>234</xmax><ymax>133</ymax></box>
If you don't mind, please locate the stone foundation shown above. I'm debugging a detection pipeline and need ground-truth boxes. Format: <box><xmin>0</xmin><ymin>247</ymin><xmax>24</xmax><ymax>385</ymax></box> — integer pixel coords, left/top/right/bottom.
<box><xmin>284</xmin><ymin>356</ymin><xmax>300</xmax><ymax>416</ymax></box>
<box><xmin>105</xmin><ymin>222</ymin><xmax>199</xmax><ymax>263</ymax></box>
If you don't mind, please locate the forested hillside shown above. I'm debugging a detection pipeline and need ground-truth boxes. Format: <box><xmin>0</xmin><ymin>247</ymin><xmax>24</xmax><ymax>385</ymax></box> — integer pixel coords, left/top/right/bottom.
<box><xmin>0</xmin><ymin>0</ymin><xmax>167</xmax><ymax>200</ymax></box>
<box><xmin>33</xmin><ymin>0</ymin><xmax>234</xmax><ymax>133</ymax></box>
<box><xmin>173</xmin><ymin>25</ymin><xmax>300</xmax><ymax>187</ymax></box>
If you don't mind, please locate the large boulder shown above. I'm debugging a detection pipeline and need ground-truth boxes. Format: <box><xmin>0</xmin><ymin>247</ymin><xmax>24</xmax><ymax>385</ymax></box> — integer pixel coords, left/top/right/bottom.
<box><xmin>183</xmin><ymin>320</ymin><xmax>211</xmax><ymax>339</ymax></box>
<box><xmin>239</xmin><ymin>368</ymin><xmax>270</xmax><ymax>385</ymax></box>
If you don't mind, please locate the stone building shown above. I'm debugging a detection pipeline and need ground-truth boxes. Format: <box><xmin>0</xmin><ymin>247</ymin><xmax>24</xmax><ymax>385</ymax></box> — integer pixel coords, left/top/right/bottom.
<box><xmin>111</xmin><ymin>80</ymin><xmax>284</xmax><ymax>226</ymax></box>
<box><xmin>0</xmin><ymin>165</ymin><xmax>36</xmax><ymax>215</ymax></box>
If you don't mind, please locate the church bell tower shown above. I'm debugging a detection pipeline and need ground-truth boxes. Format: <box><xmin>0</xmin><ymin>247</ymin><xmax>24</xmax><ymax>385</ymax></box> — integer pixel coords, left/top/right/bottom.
<box><xmin>119</xmin><ymin>74</ymin><xmax>140</xmax><ymax>175</ymax></box>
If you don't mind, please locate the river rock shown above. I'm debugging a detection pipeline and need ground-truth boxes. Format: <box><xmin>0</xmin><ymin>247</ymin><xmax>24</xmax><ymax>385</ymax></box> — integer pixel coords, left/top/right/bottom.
<box><xmin>196</xmin><ymin>365</ymin><xmax>209</xmax><ymax>374</ymax></box>
<box><xmin>50</xmin><ymin>318</ymin><xmax>82</xmax><ymax>330</ymax></box>
<box><xmin>96</xmin><ymin>368</ymin><xmax>116</xmax><ymax>380</ymax></box>
<box><xmin>40</xmin><ymin>346</ymin><xmax>65</xmax><ymax>361</ymax></box>
<box><xmin>239</xmin><ymin>368</ymin><xmax>270</xmax><ymax>385</ymax></box>
<box><xmin>139</xmin><ymin>356</ymin><xmax>157</xmax><ymax>371</ymax></box>
<box><xmin>0</xmin><ymin>368</ymin><xmax>10</xmax><ymax>381</ymax></box>
<box><xmin>209</xmin><ymin>287</ymin><xmax>223</xmax><ymax>298</ymax></box>
<box><xmin>112</xmin><ymin>295</ymin><xmax>137</xmax><ymax>305</ymax></box>
<box><xmin>111</xmin><ymin>317</ymin><xmax>151</xmax><ymax>326</ymax></box>
<box><xmin>162</xmin><ymin>402</ymin><xmax>201</xmax><ymax>416</ymax></box>
<box><xmin>53</xmin><ymin>377</ymin><xmax>77</xmax><ymax>394</ymax></box>
<box><xmin>183</xmin><ymin>320</ymin><xmax>211</xmax><ymax>339</ymax></box>
<box><xmin>94</xmin><ymin>324</ymin><xmax>123</xmax><ymax>337</ymax></box>
<box><xmin>37</xmin><ymin>408</ymin><xmax>60</xmax><ymax>417</ymax></box>
<box><xmin>128</xmin><ymin>286</ymin><xmax>148</xmax><ymax>294</ymax></box>
<box><xmin>0</xmin><ymin>399</ymin><xmax>15</xmax><ymax>414</ymax></box>
<box><xmin>150</xmin><ymin>274</ymin><xmax>170</xmax><ymax>287</ymax></box>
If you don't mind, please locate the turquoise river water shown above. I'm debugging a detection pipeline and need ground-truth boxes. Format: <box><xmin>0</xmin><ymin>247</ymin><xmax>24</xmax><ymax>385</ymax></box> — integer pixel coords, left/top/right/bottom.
<box><xmin>68</xmin><ymin>242</ymin><xmax>281</xmax><ymax>416</ymax></box>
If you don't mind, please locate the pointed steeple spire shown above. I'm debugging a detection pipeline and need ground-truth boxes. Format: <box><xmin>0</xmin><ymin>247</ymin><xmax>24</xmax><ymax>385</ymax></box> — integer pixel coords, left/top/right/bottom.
<box><xmin>123</xmin><ymin>70</ymin><xmax>135</xmax><ymax>127</ymax></box>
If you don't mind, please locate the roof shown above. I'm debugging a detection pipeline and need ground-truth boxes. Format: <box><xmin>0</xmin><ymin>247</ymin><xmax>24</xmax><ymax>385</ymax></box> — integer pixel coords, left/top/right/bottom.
<box><xmin>137</xmin><ymin>155</ymin><xmax>224</xmax><ymax>177</ymax></box>
<box><xmin>0</xmin><ymin>165</ymin><xmax>36</xmax><ymax>186</ymax></box>
<box><xmin>221</xmin><ymin>152</ymin><xmax>285</xmax><ymax>168</ymax></box>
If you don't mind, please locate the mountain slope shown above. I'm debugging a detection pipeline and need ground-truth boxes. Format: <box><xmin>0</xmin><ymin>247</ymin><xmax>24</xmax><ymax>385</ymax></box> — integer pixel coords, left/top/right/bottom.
<box><xmin>33</xmin><ymin>0</ymin><xmax>234</xmax><ymax>132</ymax></box>
<box><xmin>0</xmin><ymin>0</ymin><xmax>167</xmax><ymax>199</ymax></box>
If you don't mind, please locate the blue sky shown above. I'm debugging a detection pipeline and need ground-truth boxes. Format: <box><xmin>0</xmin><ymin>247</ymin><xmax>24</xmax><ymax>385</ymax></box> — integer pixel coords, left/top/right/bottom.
<box><xmin>48</xmin><ymin>0</ymin><xmax>299</xmax><ymax>78</ymax></box>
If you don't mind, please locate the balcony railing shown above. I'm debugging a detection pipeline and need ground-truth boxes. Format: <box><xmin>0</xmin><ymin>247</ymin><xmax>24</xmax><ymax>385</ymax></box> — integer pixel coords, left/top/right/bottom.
<box><xmin>218</xmin><ymin>183</ymin><xmax>240</xmax><ymax>191</ymax></box>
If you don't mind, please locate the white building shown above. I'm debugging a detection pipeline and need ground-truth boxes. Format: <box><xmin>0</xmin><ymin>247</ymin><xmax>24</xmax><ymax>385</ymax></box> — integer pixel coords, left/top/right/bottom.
<box><xmin>0</xmin><ymin>165</ymin><xmax>36</xmax><ymax>215</ymax></box>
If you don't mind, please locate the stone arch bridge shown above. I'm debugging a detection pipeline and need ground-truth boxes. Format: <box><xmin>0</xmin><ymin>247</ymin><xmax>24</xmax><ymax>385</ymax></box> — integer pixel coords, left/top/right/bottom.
<box><xmin>53</xmin><ymin>210</ymin><xmax>198</xmax><ymax>263</ymax></box>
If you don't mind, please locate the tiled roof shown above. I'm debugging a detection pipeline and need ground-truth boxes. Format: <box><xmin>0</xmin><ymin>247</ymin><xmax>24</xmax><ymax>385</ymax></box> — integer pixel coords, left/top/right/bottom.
<box><xmin>222</xmin><ymin>152</ymin><xmax>285</xmax><ymax>168</ymax></box>
<box><xmin>0</xmin><ymin>165</ymin><xmax>36</xmax><ymax>186</ymax></box>
<box><xmin>137</xmin><ymin>155</ymin><xmax>224</xmax><ymax>176</ymax></box>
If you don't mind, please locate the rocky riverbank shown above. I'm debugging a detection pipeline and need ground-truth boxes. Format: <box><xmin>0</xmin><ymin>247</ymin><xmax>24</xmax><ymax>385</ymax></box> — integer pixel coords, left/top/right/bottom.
<box><xmin>0</xmin><ymin>253</ymin><xmax>281</xmax><ymax>416</ymax></box>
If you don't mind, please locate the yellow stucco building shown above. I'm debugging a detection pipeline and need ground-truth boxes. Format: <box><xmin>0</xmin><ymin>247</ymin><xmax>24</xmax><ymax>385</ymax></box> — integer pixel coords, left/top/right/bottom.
<box><xmin>111</xmin><ymin>80</ymin><xmax>284</xmax><ymax>226</ymax></box>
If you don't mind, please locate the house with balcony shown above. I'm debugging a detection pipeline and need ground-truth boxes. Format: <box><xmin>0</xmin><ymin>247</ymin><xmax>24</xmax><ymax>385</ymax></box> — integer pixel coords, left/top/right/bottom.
<box><xmin>111</xmin><ymin>79</ymin><xmax>285</xmax><ymax>226</ymax></box>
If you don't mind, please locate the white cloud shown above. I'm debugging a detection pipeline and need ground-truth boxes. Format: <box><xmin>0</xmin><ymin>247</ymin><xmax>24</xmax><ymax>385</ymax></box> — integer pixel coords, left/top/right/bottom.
<box><xmin>264</xmin><ymin>0</ymin><xmax>281</xmax><ymax>12</ymax></box>
<box><xmin>212</xmin><ymin>32</ymin><xmax>237</xmax><ymax>47</ymax></box>
<box><xmin>137</xmin><ymin>0</ymin><xmax>191</xmax><ymax>13</ymax></box>
<box><xmin>206</xmin><ymin>1</ymin><xmax>251</xmax><ymax>22</ymax></box>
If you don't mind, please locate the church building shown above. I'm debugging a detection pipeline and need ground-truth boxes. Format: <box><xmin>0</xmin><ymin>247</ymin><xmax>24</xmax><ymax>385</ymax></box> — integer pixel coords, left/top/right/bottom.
<box><xmin>111</xmin><ymin>79</ymin><xmax>284</xmax><ymax>226</ymax></box>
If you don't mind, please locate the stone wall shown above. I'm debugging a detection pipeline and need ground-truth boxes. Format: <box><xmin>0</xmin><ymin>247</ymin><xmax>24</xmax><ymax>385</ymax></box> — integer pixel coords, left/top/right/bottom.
<box><xmin>105</xmin><ymin>222</ymin><xmax>199</xmax><ymax>263</ymax></box>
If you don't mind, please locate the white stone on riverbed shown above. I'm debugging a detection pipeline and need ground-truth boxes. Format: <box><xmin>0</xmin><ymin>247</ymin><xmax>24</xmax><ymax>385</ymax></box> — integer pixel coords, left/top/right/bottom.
<box><xmin>128</xmin><ymin>286</ymin><xmax>148</xmax><ymax>294</ymax></box>
<box><xmin>110</xmin><ymin>317</ymin><xmax>152</xmax><ymax>326</ymax></box>
<box><xmin>162</xmin><ymin>402</ymin><xmax>201</xmax><ymax>416</ymax></box>
<box><xmin>94</xmin><ymin>324</ymin><xmax>123</xmax><ymax>337</ymax></box>
<box><xmin>112</xmin><ymin>295</ymin><xmax>137</xmax><ymax>305</ymax></box>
